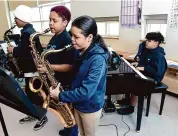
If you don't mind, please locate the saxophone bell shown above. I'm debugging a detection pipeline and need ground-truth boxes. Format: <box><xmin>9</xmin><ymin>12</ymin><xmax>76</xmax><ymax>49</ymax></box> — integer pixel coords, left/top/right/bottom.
<box><xmin>29</xmin><ymin>77</ymin><xmax>43</xmax><ymax>93</ymax></box>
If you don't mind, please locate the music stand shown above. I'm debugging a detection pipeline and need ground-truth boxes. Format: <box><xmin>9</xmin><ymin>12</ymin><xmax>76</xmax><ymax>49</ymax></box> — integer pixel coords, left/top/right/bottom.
<box><xmin>0</xmin><ymin>67</ymin><xmax>46</xmax><ymax>136</ymax></box>
<box><xmin>7</xmin><ymin>34</ymin><xmax>20</xmax><ymax>45</ymax></box>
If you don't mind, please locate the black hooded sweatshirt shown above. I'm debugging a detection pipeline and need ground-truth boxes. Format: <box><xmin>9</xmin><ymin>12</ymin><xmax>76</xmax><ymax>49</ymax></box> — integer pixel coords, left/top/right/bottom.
<box><xmin>137</xmin><ymin>47</ymin><xmax>167</xmax><ymax>83</ymax></box>
<box><xmin>13</xmin><ymin>24</ymin><xmax>42</xmax><ymax>73</ymax></box>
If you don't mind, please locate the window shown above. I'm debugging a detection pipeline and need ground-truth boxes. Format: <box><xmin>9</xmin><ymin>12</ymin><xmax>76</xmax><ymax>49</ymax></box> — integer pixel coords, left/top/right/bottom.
<box><xmin>95</xmin><ymin>17</ymin><xmax>119</xmax><ymax>37</ymax></box>
<box><xmin>107</xmin><ymin>22</ymin><xmax>119</xmax><ymax>36</ymax></box>
<box><xmin>145</xmin><ymin>17</ymin><xmax>167</xmax><ymax>38</ymax></box>
<box><xmin>146</xmin><ymin>24</ymin><xmax>167</xmax><ymax>38</ymax></box>
<box><xmin>9</xmin><ymin>1</ymin><xmax>71</xmax><ymax>34</ymax></box>
<box><xmin>97</xmin><ymin>22</ymin><xmax>106</xmax><ymax>36</ymax></box>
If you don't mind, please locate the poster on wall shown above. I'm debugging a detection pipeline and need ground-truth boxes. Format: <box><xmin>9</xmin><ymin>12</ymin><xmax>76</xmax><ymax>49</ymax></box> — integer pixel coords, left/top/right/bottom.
<box><xmin>169</xmin><ymin>0</ymin><xmax>178</xmax><ymax>29</ymax></box>
<box><xmin>138</xmin><ymin>0</ymin><xmax>142</xmax><ymax>25</ymax></box>
<box><xmin>121</xmin><ymin>0</ymin><xmax>142</xmax><ymax>28</ymax></box>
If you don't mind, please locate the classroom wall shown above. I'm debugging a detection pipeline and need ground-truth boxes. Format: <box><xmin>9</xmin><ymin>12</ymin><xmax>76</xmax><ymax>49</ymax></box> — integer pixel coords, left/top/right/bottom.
<box><xmin>71</xmin><ymin>0</ymin><xmax>121</xmax><ymax>19</ymax></box>
<box><xmin>164</xmin><ymin>30</ymin><xmax>178</xmax><ymax>61</ymax></box>
<box><xmin>0</xmin><ymin>1</ymin><xmax>9</xmax><ymax>39</ymax></box>
<box><xmin>142</xmin><ymin>0</ymin><xmax>171</xmax><ymax>15</ymax></box>
<box><xmin>104</xmin><ymin>28</ymin><xmax>141</xmax><ymax>53</ymax></box>
<box><xmin>71</xmin><ymin>0</ymin><xmax>141</xmax><ymax>54</ymax></box>
<box><xmin>163</xmin><ymin>0</ymin><xmax>178</xmax><ymax>61</ymax></box>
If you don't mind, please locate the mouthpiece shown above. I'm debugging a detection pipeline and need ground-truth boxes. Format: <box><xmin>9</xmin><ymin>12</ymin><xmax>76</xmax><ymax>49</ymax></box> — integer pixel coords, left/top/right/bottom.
<box><xmin>44</xmin><ymin>28</ymin><xmax>50</xmax><ymax>33</ymax></box>
<box><xmin>11</xmin><ymin>25</ymin><xmax>16</xmax><ymax>29</ymax></box>
<box><xmin>64</xmin><ymin>44</ymin><xmax>73</xmax><ymax>51</ymax></box>
<box><xmin>65</xmin><ymin>44</ymin><xmax>72</xmax><ymax>49</ymax></box>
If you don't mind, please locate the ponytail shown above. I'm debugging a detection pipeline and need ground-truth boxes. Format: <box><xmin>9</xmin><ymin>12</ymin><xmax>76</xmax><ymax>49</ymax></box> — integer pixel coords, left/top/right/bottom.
<box><xmin>71</xmin><ymin>15</ymin><xmax>110</xmax><ymax>58</ymax></box>
<box><xmin>94</xmin><ymin>34</ymin><xmax>107</xmax><ymax>51</ymax></box>
<box><xmin>93</xmin><ymin>34</ymin><xmax>111</xmax><ymax>59</ymax></box>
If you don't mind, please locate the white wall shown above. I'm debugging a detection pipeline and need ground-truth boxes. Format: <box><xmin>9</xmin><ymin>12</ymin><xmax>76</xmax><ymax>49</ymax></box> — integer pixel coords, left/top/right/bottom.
<box><xmin>142</xmin><ymin>0</ymin><xmax>171</xmax><ymax>15</ymax></box>
<box><xmin>71</xmin><ymin>0</ymin><xmax>121</xmax><ymax>19</ymax></box>
<box><xmin>164</xmin><ymin>0</ymin><xmax>178</xmax><ymax>61</ymax></box>
<box><xmin>104</xmin><ymin>28</ymin><xmax>141</xmax><ymax>53</ymax></box>
<box><xmin>164</xmin><ymin>31</ymin><xmax>178</xmax><ymax>61</ymax></box>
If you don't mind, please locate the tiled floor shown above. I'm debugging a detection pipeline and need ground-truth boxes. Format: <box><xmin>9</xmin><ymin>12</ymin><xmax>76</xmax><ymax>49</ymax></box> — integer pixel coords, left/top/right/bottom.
<box><xmin>0</xmin><ymin>93</ymin><xmax>178</xmax><ymax>136</ymax></box>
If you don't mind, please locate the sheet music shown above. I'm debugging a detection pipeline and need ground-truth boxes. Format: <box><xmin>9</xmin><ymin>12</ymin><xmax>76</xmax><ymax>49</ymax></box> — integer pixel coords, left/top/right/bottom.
<box><xmin>121</xmin><ymin>57</ymin><xmax>147</xmax><ymax>79</ymax></box>
<box><xmin>128</xmin><ymin>54</ymin><xmax>136</xmax><ymax>59</ymax></box>
<box><xmin>0</xmin><ymin>41</ymin><xmax>17</xmax><ymax>54</ymax></box>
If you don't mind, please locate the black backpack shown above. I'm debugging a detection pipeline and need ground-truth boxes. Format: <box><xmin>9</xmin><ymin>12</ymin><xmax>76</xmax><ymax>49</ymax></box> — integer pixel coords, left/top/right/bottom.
<box><xmin>109</xmin><ymin>51</ymin><xmax>122</xmax><ymax>70</ymax></box>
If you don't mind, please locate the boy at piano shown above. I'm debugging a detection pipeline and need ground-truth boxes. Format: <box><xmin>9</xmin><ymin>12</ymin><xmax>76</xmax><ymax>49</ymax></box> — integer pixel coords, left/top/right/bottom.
<box><xmin>117</xmin><ymin>32</ymin><xmax>167</xmax><ymax>115</ymax></box>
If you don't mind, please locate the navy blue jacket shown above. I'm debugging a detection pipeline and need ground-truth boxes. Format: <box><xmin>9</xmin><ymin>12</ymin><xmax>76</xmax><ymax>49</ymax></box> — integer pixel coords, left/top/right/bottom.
<box><xmin>46</xmin><ymin>29</ymin><xmax>77</xmax><ymax>86</ymax></box>
<box><xmin>13</xmin><ymin>24</ymin><xmax>42</xmax><ymax>73</ymax></box>
<box><xmin>134</xmin><ymin>41</ymin><xmax>146</xmax><ymax>61</ymax></box>
<box><xmin>59</xmin><ymin>44</ymin><xmax>109</xmax><ymax>113</ymax></box>
<box><xmin>137</xmin><ymin>47</ymin><xmax>167</xmax><ymax>82</ymax></box>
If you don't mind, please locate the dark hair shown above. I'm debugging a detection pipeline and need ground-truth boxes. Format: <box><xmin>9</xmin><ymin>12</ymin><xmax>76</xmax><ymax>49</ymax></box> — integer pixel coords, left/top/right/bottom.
<box><xmin>50</xmin><ymin>6</ymin><xmax>71</xmax><ymax>24</ymax></box>
<box><xmin>145</xmin><ymin>32</ymin><xmax>164</xmax><ymax>45</ymax></box>
<box><xmin>72</xmin><ymin>15</ymin><xmax>108</xmax><ymax>52</ymax></box>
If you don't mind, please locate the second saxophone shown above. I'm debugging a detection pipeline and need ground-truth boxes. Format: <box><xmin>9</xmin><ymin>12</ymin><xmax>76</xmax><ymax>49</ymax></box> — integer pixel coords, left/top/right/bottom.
<box><xmin>4</xmin><ymin>25</ymin><xmax>22</xmax><ymax>77</ymax></box>
<box><xmin>29</xmin><ymin>29</ymin><xmax>76</xmax><ymax>128</ymax></box>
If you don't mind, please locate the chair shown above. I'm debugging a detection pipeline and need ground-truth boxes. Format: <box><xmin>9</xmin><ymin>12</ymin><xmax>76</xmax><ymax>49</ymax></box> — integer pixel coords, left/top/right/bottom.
<box><xmin>146</xmin><ymin>82</ymin><xmax>168</xmax><ymax>116</ymax></box>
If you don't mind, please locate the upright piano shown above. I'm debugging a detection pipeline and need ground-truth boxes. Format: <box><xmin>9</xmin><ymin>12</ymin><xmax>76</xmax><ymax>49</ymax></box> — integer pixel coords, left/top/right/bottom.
<box><xmin>106</xmin><ymin>57</ymin><xmax>155</xmax><ymax>132</ymax></box>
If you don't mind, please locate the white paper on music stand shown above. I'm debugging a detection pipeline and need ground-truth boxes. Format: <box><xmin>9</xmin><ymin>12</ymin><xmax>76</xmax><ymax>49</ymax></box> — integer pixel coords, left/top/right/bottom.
<box><xmin>0</xmin><ymin>41</ymin><xmax>17</xmax><ymax>54</ymax></box>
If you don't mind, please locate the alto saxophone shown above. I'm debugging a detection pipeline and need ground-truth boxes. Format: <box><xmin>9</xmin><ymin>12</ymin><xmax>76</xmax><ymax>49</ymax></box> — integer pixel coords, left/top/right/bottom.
<box><xmin>40</xmin><ymin>45</ymin><xmax>76</xmax><ymax>128</ymax></box>
<box><xmin>29</xmin><ymin>28</ymin><xmax>50</xmax><ymax>106</ymax></box>
<box><xmin>4</xmin><ymin>25</ymin><xmax>22</xmax><ymax>77</ymax></box>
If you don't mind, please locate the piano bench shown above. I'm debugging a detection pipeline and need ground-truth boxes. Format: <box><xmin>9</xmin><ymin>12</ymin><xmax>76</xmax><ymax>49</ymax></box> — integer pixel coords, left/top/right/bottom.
<box><xmin>146</xmin><ymin>82</ymin><xmax>168</xmax><ymax>117</ymax></box>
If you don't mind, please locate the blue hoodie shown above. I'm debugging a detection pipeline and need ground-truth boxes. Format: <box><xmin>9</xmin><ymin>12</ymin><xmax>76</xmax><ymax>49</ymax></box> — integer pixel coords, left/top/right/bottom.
<box><xmin>138</xmin><ymin>46</ymin><xmax>167</xmax><ymax>82</ymax></box>
<box><xmin>59</xmin><ymin>44</ymin><xmax>109</xmax><ymax>113</ymax></box>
